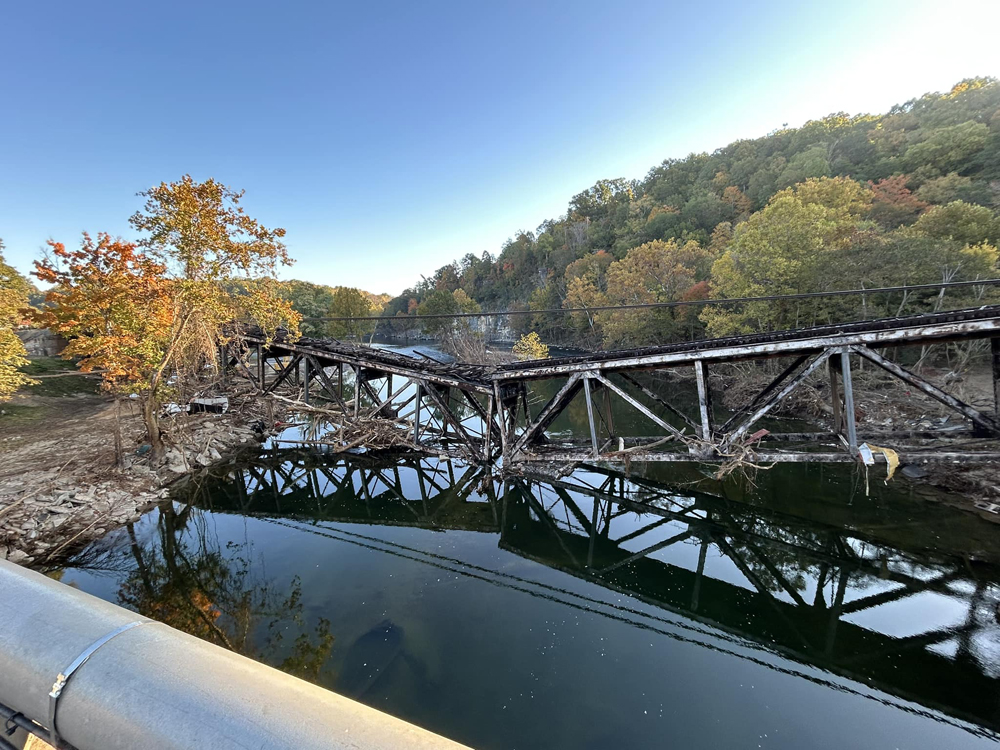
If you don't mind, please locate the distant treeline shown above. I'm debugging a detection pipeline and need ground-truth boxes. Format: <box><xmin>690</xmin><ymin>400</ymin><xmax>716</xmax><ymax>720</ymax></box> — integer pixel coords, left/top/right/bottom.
<box><xmin>326</xmin><ymin>77</ymin><xmax>1000</xmax><ymax>349</ymax></box>
<box><xmin>273</xmin><ymin>282</ymin><xmax>391</xmax><ymax>338</ymax></box>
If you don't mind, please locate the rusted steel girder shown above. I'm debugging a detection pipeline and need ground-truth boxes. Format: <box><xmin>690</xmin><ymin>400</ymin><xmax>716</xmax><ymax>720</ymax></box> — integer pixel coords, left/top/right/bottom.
<box><xmin>516</xmin><ymin>449</ymin><xmax>1000</xmax><ymax>464</ymax></box>
<box><xmin>305</xmin><ymin>355</ymin><xmax>350</xmax><ymax>413</ymax></box>
<box><xmin>492</xmin><ymin>306</ymin><xmax>1000</xmax><ymax>381</ymax></box>
<box><xmin>231</xmin><ymin>307</ymin><xmax>1000</xmax><ymax>467</ymax></box>
<box><xmin>262</xmin><ymin>353</ymin><xmax>303</xmax><ymax>394</ymax></box>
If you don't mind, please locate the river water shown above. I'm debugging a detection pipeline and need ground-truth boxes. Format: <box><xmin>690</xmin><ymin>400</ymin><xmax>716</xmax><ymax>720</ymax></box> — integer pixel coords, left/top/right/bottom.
<box><xmin>59</xmin><ymin>343</ymin><xmax>1000</xmax><ymax>749</ymax></box>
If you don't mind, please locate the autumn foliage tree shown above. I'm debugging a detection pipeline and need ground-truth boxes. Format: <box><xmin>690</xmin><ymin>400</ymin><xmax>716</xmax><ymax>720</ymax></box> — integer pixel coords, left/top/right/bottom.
<box><xmin>34</xmin><ymin>235</ymin><xmax>173</xmax><ymax>455</ymax></box>
<box><xmin>35</xmin><ymin>177</ymin><xmax>300</xmax><ymax>459</ymax></box>
<box><xmin>868</xmin><ymin>176</ymin><xmax>928</xmax><ymax>228</ymax></box>
<box><xmin>599</xmin><ymin>239</ymin><xmax>714</xmax><ymax>347</ymax></box>
<box><xmin>127</xmin><ymin>176</ymin><xmax>300</xmax><ymax>455</ymax></box>
<box><xmin>129</xmin><ymin>176</ymin><xmax>292</xmax><ymax>282</ymax></box>
<box><xmin>561</xmin><ymin>239</ymin><xmax>714</xmax><ymax>348</ymax></box>
<box><xmin>512</xmin><ymin>332</ymin><xmax>549</xmax><ymax>361</ymax></box>
<box><xmin>0</xmin><ymin>240</ymin><xmax>36</xmax><ymax>401</ymax></box>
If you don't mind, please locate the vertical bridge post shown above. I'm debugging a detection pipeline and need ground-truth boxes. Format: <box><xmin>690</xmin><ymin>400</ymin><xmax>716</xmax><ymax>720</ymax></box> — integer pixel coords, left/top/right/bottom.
<box><xmin>413</xmin><ymin>383</ymin><xmax>422</xmax><ymax>444</ymax></box>
<box><xmin>993</xmin><ymin>337</ymin><xmax>1000</xmax><ymax>420</ymax></box>
<box><xmin>483</xmin><ymin>393</ymin><xmax>494</xmax><ymax>462</ymax></box>
<box><xmin>256</xmin><ymin>344</ymin><xmax>264</xmax><ymax>391</ymax></box>
<box><xmin>303</xmin><ymin>356</ymin><xmax>310</xmax><ymax>404</ymax></box>
<box><xmin>839</xmin><ymin>347</ymin><xmax>858</xmax><ymax>454</ymax></box>
<box><xmin>694</xmin><ymin>361</ymin><xmax>713</xmax><ymax>442</ymax></box>
<box><xmin>353</xmin><ymin>366</ymin><xmax>360</xmax><ymax>418</ymax></box>
<box><xmin>583</xmin><ymin>376</ymin><xmax>599</xmax><ymax>458</ymax></box>
<box><xmin>828</xmin><ymin>357</ymin><xmax>843</xmax><ymax>436</ymax></box>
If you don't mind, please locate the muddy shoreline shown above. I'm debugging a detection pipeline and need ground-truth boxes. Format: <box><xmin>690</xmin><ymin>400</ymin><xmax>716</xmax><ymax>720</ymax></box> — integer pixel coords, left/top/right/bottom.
<box><xmin>0</xmin><ymin>384</ymin><xmax>287</xmax><ymax>568</ymax></box>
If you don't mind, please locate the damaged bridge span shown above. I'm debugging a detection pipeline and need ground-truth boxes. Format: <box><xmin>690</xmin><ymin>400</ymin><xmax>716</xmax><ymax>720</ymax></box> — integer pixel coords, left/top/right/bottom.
<box><xmin>232</xmin><ymin>304</ymin><xmax>1000</xmax><ymax>467</ymax></box>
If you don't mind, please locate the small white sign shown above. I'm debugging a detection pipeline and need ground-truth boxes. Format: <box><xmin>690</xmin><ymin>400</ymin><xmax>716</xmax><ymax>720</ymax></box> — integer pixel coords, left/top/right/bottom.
<box><xmin>858</xmin><ymin>443</ymin><xmax>875</xmax><ymax>465</ymax></box>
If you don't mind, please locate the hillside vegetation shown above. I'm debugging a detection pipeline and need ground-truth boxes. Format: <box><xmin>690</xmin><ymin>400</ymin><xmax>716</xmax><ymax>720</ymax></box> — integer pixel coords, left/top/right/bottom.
<box><xmin>370</xmin><ymin>78</ymin><xmax>1000</xmax><ymax>349</ymax></box>
<box><xmin>274</xmin><ymin>281</ymin><xmax>391</xmax><ymax>338</ymax></box>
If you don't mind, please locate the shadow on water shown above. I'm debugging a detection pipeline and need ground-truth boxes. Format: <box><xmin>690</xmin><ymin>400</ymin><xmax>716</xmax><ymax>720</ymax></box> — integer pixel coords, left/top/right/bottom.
<box><xmin>338</xmin><ymin>619</ymin><xmax>406</xmax><ymax>699</ymax></box>
<box><xmin>60</xmin><ymin>449</ymin><xmax>1000</xmax><ymax>750</ymax></box>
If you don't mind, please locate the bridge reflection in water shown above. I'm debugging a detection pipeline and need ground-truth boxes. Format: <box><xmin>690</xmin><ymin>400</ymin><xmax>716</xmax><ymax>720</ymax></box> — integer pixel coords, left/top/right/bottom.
<box><xmin>63</xmin><ymin>451</ymin><xmax>1000</xmax><ymax>748</ymax></box>
<box><xmin>162</xmin><ymin>450</ymin><xmax>1000</xmax><ymax>738</ymax></box>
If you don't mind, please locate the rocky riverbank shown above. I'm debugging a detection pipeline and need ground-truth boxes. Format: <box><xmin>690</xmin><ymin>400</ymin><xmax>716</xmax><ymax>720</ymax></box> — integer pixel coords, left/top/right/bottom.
<box><xmin>0</xmin><ymin>384</ymin><xmax>282</xmax><ymax>568</ymax></box>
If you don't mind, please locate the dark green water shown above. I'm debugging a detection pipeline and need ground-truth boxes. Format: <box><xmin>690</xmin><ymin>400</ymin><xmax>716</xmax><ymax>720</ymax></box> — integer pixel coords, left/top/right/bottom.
<box><xmin>59</xmin><ymin>348</ymin><xmax>1000</xmax><ymax>749</ymax></box>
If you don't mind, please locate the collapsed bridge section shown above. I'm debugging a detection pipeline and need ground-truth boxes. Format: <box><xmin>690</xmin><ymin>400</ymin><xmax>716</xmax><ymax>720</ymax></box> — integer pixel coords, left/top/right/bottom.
<box><xmin>229</xmin><ymin>332</ymin><xmax>499</xmax><ymax>463</ymax></box>
<box><xmin>233</xmin><ymin>304</ymin><xmax>1000</xmax><ymax>467</ymax></box>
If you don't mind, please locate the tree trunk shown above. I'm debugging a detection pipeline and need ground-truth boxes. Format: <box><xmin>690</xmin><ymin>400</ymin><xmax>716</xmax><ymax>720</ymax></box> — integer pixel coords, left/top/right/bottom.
<box><xmin>143</xmin><ymin>398</ymin><xmax>164</xmax><ymax>460</ymax></box>
<box><xmin>113</xmin><ymin>397</ymin><xmax>125</xmax><ymax>469</ymax></box>
<box><xmin>127</xmin><ymin>523</ymin><xmax>154</xmax><ymax>596</ymax></box>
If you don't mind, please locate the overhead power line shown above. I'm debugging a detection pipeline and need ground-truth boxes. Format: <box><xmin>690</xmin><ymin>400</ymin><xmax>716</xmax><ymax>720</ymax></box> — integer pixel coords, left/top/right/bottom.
<box><xmin>303</xmin><ymin>278</ymin><xmax>1000</xmax><ymax>322</ymax></box>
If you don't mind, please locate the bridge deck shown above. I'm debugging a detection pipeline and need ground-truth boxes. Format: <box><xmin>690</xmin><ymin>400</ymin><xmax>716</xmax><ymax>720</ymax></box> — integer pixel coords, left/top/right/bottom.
<box><xmin>245</xmin><ymin>331</ymin><xmax>493</xmax><ymax>391</ymax></box>
<box><xmin>249</xmin><ymin>304</ymin><xmax>1000</xmax><ymax>385</ymax></box>
<box><xmin>495</xmin><ymin>304</ymin><xmax>1000</xmax><ymax>379</ymax></box>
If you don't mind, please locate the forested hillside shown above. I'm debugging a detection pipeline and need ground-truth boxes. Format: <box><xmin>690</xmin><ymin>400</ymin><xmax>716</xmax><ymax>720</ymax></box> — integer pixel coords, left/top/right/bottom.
<box><xmin>278</xmin><ymin>281</ymin><xmax>390</xmax><ymax>337</ymax></box>
<box><xmin>373</xmin><ymin>77</ymin><xmax>1000</xmax><ymax>349</ymax></box>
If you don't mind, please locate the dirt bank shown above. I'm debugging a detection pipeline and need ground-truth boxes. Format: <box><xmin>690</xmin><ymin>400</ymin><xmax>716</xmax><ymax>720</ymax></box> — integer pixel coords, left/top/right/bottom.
<box><xmin>0</xmin><ymin>379</ymin><xmax>282</xmax><ymax>569</ymax></box>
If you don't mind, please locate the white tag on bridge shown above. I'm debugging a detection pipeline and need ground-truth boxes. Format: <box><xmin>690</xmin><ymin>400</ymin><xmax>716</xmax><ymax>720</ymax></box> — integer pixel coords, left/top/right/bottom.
<box><xmin>857</xmin><ymin>443</ymin><xmax>875</xmax><ymax>465</ymax></box>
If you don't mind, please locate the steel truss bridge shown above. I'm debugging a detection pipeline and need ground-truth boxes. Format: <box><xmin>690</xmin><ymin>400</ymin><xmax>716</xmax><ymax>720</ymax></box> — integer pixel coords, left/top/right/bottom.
<box><xmin>180</xmin><ymin>451</ymin><xmax>1000</xmax><ymax>737</ymax></box>
<box><xmin>230</xmin><ymin>304</ymin><xmax>1000</xmax><ymax>466</ymax></box>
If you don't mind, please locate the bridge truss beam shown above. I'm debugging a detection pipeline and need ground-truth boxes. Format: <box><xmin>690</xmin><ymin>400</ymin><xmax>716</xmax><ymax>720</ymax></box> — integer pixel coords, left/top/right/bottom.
<box><xmin>231</xmin><ymin>305</ymin><xmax>1000</xmax><ymax>467</ymax></box>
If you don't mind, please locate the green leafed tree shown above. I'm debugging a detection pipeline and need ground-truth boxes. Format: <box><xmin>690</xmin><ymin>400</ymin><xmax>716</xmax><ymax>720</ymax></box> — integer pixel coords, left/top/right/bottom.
<box><xmin>778</xmin><ymin>145</ymin><xmax>831</xmax><ymax>188</ymax></box>
<box><xmin>702</xmin><ymin>177</ymin><xmax>872</xmax><ymax>335</ymax></box>
<box><xmin>279</xmin><ymin>281</ymin><xmax>336</xmax><ymax>336</ymax></box>
<box><xmin>904</xmin><ymin>121</ymin><xmax>990</xmax><ymax>180</ymax></box>
<box><xmin>452</xmin><ymin>288</ymin><xmax>481</xmax><ymax>314</ymax></box>
<box><xmin>916</xmin><ymin>173</ymin><xmax>993</xmax><ymax>206</ymax></box>
<box><xmin>416</xmin><ymin>289</ymin><xmax>460</xmax><ymax>336</ymax></box>
<box><xmin>326</xmin><ymin>287</ymin><xmax>374</xmax><ymax>340</ymax></box>
<box><xmin>912</xmin><ymin>200</ymin><xmax>1000</xmax><ymax>247</ymax></box>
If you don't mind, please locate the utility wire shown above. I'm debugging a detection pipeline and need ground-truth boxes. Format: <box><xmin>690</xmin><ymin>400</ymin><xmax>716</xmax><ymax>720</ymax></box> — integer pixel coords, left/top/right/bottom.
<box><xmin>0</xmin><ymin>701</ymin><xmax>76</xmax><ymax>750</ymax></box>
<box><xmin>303</xmin><ymin>278</ymin><xmax>1000</xmax><ymax>322</ymax></box>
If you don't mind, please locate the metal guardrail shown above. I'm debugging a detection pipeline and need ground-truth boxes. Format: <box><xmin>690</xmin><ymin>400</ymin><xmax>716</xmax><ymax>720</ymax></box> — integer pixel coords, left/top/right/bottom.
<box><xmin>0</xmin><ymin>559</ymin><xmax>470</xmax><ymax>750</ymax></box>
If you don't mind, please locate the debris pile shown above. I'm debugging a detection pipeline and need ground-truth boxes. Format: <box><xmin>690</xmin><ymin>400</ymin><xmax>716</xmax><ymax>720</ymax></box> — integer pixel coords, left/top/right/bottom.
<box><xmin>315</xmin><ymin>416</ymin><xmax>424</xmax><ymax>454</ymax></box>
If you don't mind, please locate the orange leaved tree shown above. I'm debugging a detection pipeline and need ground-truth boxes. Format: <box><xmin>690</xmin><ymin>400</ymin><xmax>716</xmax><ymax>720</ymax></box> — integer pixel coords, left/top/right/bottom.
<box><xmin>127</xmin><ymin>177</ymin><xmax>299</xmax><ymax>351</ymax></box>
<box><xmin>36</xmin><ymin>176</ymin><xmax>300</xmax><ymax>460</ymax></box>
<box><xmin>128</xmin><ymin>177</ymin><xmax>301</xmax><ymax>446</ymax></box>
<box><xmin>34</xmin><ymin>234</ymin><xmax>175</xmax><ymax>456</ymax></box>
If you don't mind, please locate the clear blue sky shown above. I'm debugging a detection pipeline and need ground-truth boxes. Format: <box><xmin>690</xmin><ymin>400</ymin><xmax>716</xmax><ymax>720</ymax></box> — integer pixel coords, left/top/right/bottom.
<box><xmin>1</xmin><ymin>0</ymin><xmax>997</xmax><ymax>295</ymax></box>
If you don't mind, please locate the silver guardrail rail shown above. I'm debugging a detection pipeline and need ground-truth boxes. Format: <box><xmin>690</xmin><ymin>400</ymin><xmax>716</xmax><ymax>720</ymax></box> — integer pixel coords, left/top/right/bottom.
<box><xmin>0</xmin><ymin>559</ymin><xmax>470</xmax><ymax>750</ymax></box>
